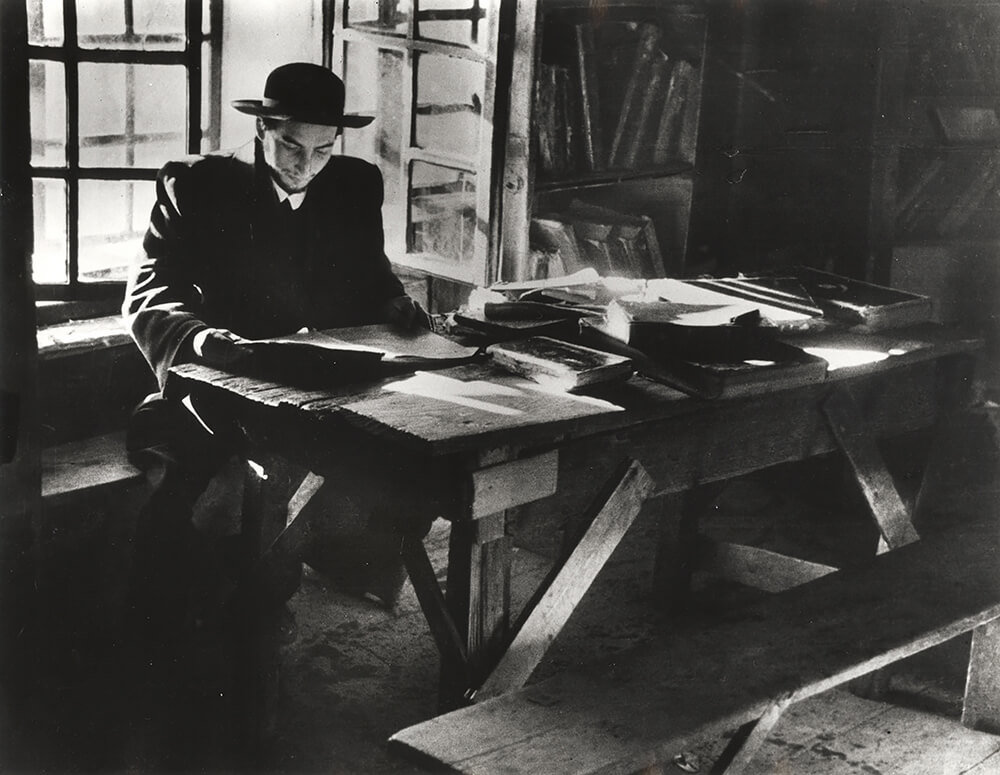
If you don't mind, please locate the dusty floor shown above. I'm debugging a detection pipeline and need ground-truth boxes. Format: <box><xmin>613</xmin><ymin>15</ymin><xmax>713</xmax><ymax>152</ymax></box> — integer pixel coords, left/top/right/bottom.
<box><xmin>4</xmin><ymin>401</ymin><xmax>999</xmax><ymax>774</ymax></box>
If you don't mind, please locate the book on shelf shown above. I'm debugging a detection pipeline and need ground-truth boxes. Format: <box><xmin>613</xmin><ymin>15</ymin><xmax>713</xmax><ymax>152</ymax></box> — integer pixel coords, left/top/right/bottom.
<box><xmin>535</xmin><ymin>63</ymin><xmax>577</xmax><ymax>175</ymax></box>
<box><xmin>653</xmin><ymin>59</ymin><xmax>698</xmax><ymax>166</ymax></box>
<box><xmin>608</xmin><ymin>21</ymin><xmax>663</xmax><ymax>169</ymax></box>
<box><xmin>487</xmin><ymin>335</ymin><xmax>634</xmax><ymax>392</ymax></box>
<box><xmin>621</xmin><ymin>52</ymin><xmax>672</xmax><ymax>170</ymax></box>
<box><xmin>573</xmin><ymin>22</ymin><xmax>605</xmax><ymax>172</ymax></box>
<box><xmin>529</xmin><ymin>202</ymin><xmax>665</xmax><ymax>280</ymax></box>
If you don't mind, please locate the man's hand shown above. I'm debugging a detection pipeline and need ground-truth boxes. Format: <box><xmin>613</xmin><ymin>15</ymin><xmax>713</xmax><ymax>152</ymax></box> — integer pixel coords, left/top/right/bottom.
<box><xmin>191</xmin><ymin>328</ymin><xmax>251</xmax><ymax>368</ymax></box>
<box><xmin>380</xmin><ymin>295</ymin><xmax>432</xmax><ymax>330</ymax></box>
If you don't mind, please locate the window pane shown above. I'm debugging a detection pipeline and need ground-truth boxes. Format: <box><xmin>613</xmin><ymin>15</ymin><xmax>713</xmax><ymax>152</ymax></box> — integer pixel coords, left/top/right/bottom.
<box><xmin>409</xmin><ymin>161</ymin><xmax>476</xmax><ymax>265</ymax></box>
<box><xmin>79</xmin><ymin>63</ymin><xmax>187</xmax><ymax>167</ymax></box>
<box><xmin>414</xmin><ymin>53</ymin><xmax>482</xmax><ymax>159</ymax></box>
<box><xmin>347</xmin><ymin>0</ymin><xmax>411</xmax><ymax>35</ymax></box>
<box><xmin>30</xmin><ymin>60</ymin><xmax>66</xmax><ymax>166</ymax></box>
<box><xmin>77</xmin><ymin>0</ymin><xmax>125</xmax><ymax>42</ymax></box>
<box><xmin>79</xmin><ymin>179</ymin><xmax>156</xmax><ymax>282</ymax></box>
<box><xmin>78</xmin><ymin>0</ymin><xmax>185</xmax><ymax>50</ymax></box>
<box><xmin>416</xmin><ymin>0</ymin><xmax>488</xmax><ymax>50</ymax></box>
<box><xmin>32</xmin><ymin>178</ymin><xmax>67</xmax><ymax>284</ymax></box>
<box><xmin>342</xmin><ymin>43</ymin><xmax>406</xmax><ymax>226</ymax></box>
<box><xmin>27</xmin><ymin>0</ymin><xmax>64</xmax><ymax>45</ymax></box>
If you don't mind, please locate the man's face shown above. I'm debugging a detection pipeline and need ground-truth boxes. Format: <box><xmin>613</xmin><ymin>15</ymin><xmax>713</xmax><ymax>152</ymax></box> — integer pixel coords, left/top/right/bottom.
<box><xmin>258</xmin><ymin>118</ymin><xmax>341</xmax><ymax>193</ymax></box>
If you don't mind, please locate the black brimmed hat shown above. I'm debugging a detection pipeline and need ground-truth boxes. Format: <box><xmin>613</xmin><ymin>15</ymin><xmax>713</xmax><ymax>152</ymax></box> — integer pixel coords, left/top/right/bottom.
<box><xmin>231</xmin><ymin>62</ymin><xmax>374</xmax><ymax>128</ymax></box>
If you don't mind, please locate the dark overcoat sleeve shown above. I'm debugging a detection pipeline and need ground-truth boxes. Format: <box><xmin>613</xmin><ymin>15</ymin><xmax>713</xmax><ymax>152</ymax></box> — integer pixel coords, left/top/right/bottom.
<box><xmin>122</xmin><ymin>158</ymin><xmax>212</xmax><ymax>389</ymax></box>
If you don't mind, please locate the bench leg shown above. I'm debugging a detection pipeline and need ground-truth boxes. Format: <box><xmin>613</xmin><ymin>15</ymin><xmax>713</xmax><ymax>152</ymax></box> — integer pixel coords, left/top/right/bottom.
<box><xmin>963</xmin><ymin>617</ymin><xmax>1000</xmax><ymax>733</ymax></box>
<box><xmin>710</xmin><ymin>698</ymin><xmax>788</xmax><ymax>775</ymax></box>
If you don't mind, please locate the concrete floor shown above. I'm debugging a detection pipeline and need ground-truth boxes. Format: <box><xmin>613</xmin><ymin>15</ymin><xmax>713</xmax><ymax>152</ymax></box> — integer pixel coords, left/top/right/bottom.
<box><xmin>4</xmin><ymin>402</ymin><xmax>998</xmax><ymax>774</ymax></box>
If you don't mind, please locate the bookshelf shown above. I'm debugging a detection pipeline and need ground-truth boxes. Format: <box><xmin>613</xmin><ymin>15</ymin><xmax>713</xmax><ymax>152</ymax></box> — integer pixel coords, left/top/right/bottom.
<box><xmin>877</xmin><ymin>2</ymin><xmax>1000</xmax><ymax>256</ymax></box>
<box><xmin>500</xmin><ymin>0</ymin><xmax>710</xmax><ymax>282</ymax></box>
<box><xmin>868</xmin><ymin>0</ymin><xmax>1000</xmax><ymax>366</ymax></box>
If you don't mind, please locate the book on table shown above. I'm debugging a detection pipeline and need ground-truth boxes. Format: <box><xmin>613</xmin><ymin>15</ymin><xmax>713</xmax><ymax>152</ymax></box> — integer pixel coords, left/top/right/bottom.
<box><xmin>595</xmin><ymin>293</ymin><xmax>829</xmax><ymax>399</ymax></box>
<box><xmin>487</xmin><ymin>336</ymin><xmax>634</xmax><ymax>392</ymax></box>
<box><xmin>241</xmin><ymin>324</ymin><xmax>482</xmax><ymax>387</ymax></box>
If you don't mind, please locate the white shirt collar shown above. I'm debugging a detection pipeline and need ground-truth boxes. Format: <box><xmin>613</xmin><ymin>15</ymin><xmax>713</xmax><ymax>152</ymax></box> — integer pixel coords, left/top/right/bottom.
<box><xmin>272</xmin><ymin>180</ymin><xmax>307</xmax><ymax>210</ymax></box>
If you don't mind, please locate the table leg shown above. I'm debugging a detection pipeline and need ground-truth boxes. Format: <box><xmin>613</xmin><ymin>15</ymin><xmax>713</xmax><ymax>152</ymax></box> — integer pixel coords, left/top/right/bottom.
<box><xmin>439</xmin><ymin>512</ymin><xmax>510</xmax><ymax>710</ymax></box>
<box><xmin>654</xmin><ymin>483</ymin><xmax>725</xmax><ymax>613</ymax></box>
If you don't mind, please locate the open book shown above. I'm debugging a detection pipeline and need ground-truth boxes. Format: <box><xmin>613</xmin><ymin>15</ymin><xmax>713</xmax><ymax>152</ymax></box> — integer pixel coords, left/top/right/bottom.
<box><xmin>240</xmin><ymin>324</ymin><xmax>482</xmax><ymax>387</ymax></box>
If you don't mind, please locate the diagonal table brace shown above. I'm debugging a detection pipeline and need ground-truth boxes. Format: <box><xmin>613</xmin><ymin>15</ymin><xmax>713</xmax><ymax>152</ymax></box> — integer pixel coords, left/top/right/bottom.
<box><xmin>472</xmin><ymin>458</ymin><xmax>655</xmax><ymax>701</ymax></box>
<box><xmin>823</xmin><ymin>383</ymin><xmax>920</xmax><ymax>551</ymax></box>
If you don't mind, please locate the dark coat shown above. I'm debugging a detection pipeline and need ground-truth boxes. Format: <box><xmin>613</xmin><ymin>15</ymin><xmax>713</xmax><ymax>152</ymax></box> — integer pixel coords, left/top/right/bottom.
<box><xmin>123</xmin><ymin>140</ymin><xmax>405</xmax><ymax>388</ymax></box>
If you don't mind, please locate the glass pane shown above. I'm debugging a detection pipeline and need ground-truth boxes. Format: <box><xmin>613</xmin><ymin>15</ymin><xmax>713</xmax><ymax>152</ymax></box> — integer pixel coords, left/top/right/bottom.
<box><xmin>79</xmin><ymin>0</ymin><xmax>185</xmax><ymax>50</ymax></box>
<box><xmin>27</xmin><ymin>0</ymin><xmax>64</xmax><ymax>45</ymax></box>
<box><xmin>32</xmin><ymin>178</ymin><xmax>67</xmax><ymax>284</ymax></box>
<box><xmin>414</xmin><ymin>53</ymin><xmax>483</xmax><ymax>158</ymax></box>
<box><xmin>30</xmin><ymin>60</ymin><xmax>66</xmax><ymax>166</ymax></box>
<box><xmin>409</xmin><ymin>161</ymin><xmax>477</xmax><ymax>265</ymax></box>
<box><xmin>342</xmin><ymin>43</ymin><xmax>406</xmax><ymax>221</ymax></box>
<box><xmin>77</xmin><ymin>0</ymin><xmax>125</xmax><ymax>43</ymax></box>
<box><xmin>132</xmin><ymin>0</ymin><xmax>185</xmax><ymax>41</ymax></box>
<box><xmin>416</xmin><ymin>0</ymin><xmax>488</xmax><ymax>50</ymax></box>
<box><xmin>347</xmin><ymin>0</ymin><xmax>411</xmax><ymax>35</ymax></box>
<box><xmin>79</xmin><ymin>63</ymin><xmax>187</xmax><ymax>168</ymax></box>
<box><xmin>79</xmin><ymin>179</ymin><xmax>156</xmax><ymax>282</ymax></box>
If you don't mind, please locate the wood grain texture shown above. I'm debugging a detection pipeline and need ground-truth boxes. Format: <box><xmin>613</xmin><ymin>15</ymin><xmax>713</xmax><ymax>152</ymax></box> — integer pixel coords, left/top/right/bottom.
<box><xmin>389</xmin><ymin>520</ymin><xmax>1000</xmax><ymax>774</ymax></box>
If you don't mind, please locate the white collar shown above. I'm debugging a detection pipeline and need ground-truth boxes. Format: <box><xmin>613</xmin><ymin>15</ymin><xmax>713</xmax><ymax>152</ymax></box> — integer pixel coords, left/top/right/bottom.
<box><xmin>272</xmin><ymin>180</ymin><xmax>307</xmax><ymax>211</ymax></box>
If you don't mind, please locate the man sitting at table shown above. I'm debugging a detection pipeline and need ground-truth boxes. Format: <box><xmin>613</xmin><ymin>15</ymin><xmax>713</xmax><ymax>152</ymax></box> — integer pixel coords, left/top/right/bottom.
<box><xmin>122</xmin><ymin>63</ymin><xmax>431</xmax><ymax>643</ymax></box>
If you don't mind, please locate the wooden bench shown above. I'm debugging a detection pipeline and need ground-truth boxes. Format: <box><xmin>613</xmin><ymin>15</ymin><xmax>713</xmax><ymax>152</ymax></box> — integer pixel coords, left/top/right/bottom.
<box><xmin>41</xmin><ymin>431</ymin><xmax>146</xmax><ymax>509</ymax></box>
<box><xmin>389</xmin><ymin>519</ymin><xmax>1000</xmax><ymax>774</ymax></box>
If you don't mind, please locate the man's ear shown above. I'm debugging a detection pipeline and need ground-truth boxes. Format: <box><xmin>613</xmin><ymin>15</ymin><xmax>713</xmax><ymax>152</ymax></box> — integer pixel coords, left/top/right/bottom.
<box><xmin>256</xmin><ymin>117</ymin><xmax>266</xmax><ymax>140</ymax></box>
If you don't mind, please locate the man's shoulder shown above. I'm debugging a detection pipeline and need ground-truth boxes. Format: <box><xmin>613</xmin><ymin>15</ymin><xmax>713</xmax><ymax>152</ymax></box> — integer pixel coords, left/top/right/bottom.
<box><xmin>158</xmin><ymin>143</ymin><xmax>252</xmax><ymax>182</ymax></box>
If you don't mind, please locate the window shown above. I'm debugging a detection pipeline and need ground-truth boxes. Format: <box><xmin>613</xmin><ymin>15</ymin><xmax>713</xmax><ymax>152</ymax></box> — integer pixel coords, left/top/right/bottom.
<box><xmin>329</xmin><ymin>0</ymin><xmax>506</xmax><ymax>287</ymax></box>
<box><xmin>27</xmin><ymin>0</ymin><xmax>222</xmax><ymax>300</ymax></box>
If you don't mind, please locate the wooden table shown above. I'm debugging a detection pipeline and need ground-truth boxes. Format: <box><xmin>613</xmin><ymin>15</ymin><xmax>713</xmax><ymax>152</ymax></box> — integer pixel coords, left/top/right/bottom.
<box><xmin>167</xmin><ymin>323</ymin><xmax>980</xmax><ymax>717</ymax></box>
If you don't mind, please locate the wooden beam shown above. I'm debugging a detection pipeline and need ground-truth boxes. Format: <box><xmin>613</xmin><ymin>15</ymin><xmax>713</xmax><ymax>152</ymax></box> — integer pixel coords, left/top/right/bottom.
<box><xmin>698</xmin><ymin>539</ymin><xmax>838</xmax><ymax>593</ymax></box>
<box><xmin>714</xmin><ymin>698</ymin><xmax>790</xmax><ymax>775</ymax></box>
<box><xmin>473</xmin><ymin>459</ymin><xmax>654</xmax><ymax>701</ymax></box>
<box><xmin>402</xmin><ymin>534</ymin><xmax>469</xmax><ymax>672</ymax></box>
<box><xmin>823</xmin><ymin>384</ymin><xmax>919</xmax><ymax>550</ymax></box>
<box><xmin>470</xmin><ymin>450</ymin><xmax>558</xmax><ymax>518</ymax></box>
<box><xmin>963</xmin><ymin>617</ymin><xmax>1000</xmax><ymax>734</ymax></box>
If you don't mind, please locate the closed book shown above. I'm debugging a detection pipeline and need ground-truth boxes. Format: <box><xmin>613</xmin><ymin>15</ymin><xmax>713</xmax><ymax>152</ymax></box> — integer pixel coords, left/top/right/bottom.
<box><xmin>781</xmin><ymin>267</ymin><xmax>933</xmax><ymax>331</ymax></box>
<box><xmin>574</xmin><ymin>23</ymin><xmax>605</xmax><ymax>171</ymax></box>
<box><xmin>608</xmin><ymin>22</ymin><xmax>662</xmax><ymax>168</ymax></box>
<box><xmin>531</xmin><ymin>216</ymin><xmax>587</xmax><ymax>274</ymax></box>
<box><xmin>487</xmin><ymin>336</ymin><xmax>634</xmax><ymax>391</ymax></box>
<box><xmin>653</xmin><ymin>59</ymin><xmax>696</xmax><ymax>165</ymax></box>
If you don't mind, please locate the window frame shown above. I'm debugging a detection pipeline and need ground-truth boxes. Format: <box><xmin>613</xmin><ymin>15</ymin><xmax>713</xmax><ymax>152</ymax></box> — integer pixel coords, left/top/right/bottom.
<box><xmin>28</xmin><ymin>0</ymin><xmax>222</xmax><ymax>301</ymax></box>
<box><xmin>326</xmin><ymin>0</ymin><xmax>508</xmax><ymax>288</ymax></box>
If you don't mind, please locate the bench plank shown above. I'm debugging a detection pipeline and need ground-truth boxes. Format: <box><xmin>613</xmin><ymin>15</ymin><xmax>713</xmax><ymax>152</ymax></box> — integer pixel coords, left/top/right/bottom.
<box><xmin>389</xmin><ymin>520</ymin><xmax>1000</xmax><ymax>774</ymax></box>
<box><xmin>41</xmin><ymin>431</ymin><xmax>143</xmax><ymax>504</ymax></box>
